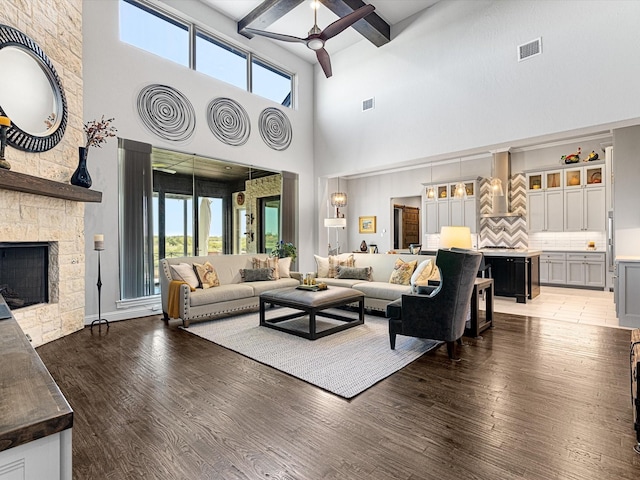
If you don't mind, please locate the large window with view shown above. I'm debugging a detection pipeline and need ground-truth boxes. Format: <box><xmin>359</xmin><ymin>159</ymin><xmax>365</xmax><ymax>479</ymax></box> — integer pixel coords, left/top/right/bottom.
<box><xmin>120</xmin><ymin>0</ymin><xmax>189</xmax><ymax>67</ymax></box>
<box><xmin>119</xmin><ymin>0</ymin><xmax>293</xmax><ymax>108</ymax></box>
<box><xmin>196</xmin><ymin>32</ymin><xmax>247</xmax><ymax>91</ymax></box>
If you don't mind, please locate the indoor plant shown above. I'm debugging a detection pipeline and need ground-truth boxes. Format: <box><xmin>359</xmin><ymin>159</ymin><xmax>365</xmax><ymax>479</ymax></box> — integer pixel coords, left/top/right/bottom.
<box><xmin>270</xmin><ymin>240</ymin><xmax>297</xmax><ymax>263</ymax></box>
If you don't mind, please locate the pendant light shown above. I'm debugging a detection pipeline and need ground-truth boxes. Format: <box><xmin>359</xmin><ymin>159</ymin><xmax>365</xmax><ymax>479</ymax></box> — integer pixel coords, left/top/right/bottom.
<box><xmin>426</xmin><ymin>162</ymin><xmax>435</xmax><ymax>199</ymax></box>
<box><xmin>453</xmin><ymin>158</ymin><xmax>466</xmax><ymax>199</ymax></box>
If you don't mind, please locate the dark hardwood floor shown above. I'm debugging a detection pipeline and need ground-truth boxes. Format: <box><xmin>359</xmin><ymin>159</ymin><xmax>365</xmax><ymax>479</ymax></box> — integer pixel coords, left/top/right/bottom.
<box><xmin>36</xmin><ymin>312</ymin><xmax>640</xmax><ymax>479</ymax></box>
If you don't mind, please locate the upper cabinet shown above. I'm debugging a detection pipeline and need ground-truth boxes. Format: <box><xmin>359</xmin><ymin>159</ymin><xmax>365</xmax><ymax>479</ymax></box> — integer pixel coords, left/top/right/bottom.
<box><xmin>423</xmin><ymin>178</ymin><xmax>479</xmax><ymax>234</ymax></box>
<box><xmin>564</xmin><ymin>164</ymin><xmax>603</xmax><ymax>189</ymax></box>
<box><xmin>527</xmin><ymin>169</ymin><xmax>562</xmax><ymax>191</ymax></box>
<box><xmin>525</xmin><ymin>160</ymin><xmax>606</xmax><ymax>233</ymax></box>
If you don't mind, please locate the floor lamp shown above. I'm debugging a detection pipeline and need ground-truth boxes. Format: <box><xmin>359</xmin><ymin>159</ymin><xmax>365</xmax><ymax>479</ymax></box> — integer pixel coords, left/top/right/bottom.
<box><xmin>91</xmin><ymin>234</ymin><xmax>110</xmax><ymax>332</ymax></box>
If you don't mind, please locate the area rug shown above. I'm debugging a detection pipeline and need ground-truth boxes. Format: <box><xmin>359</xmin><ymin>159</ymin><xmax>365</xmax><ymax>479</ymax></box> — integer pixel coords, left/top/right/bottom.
<box><xmin>181</xmin><ymin>307</ymin><xmax>441</xmax><ymax>399</ymax></box>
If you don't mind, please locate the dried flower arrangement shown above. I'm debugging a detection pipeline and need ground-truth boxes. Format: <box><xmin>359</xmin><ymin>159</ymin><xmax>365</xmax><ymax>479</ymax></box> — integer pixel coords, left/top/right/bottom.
<box><xmin>84</xmin><ymin>116</ymin><xmax>117</xmax><ymax>149</ymax></box>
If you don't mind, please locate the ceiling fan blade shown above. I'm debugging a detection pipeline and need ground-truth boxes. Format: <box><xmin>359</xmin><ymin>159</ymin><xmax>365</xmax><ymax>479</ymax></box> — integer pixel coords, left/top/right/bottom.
<box><xmin>244</xmin><ymin>28</ymin><xmax>307</xmax><ymax>44</ymax></box>
<box><xmin>320</xmin><ymin>4</ymin><xmax>375</xmax><ymax>41</ymax></box>
<box><xmin>316</xmin><ymin>48</ymin><xmax>332</xmax><ymax>78</ymax></box>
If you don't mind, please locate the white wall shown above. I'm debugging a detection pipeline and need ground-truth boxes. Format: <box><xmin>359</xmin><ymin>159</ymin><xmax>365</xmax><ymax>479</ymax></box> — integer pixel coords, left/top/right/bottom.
<box><xmin>613</xmin><ymin>125</ymin><xmax>640</xmax><ymax>256</ymax></box>
<box><xmin>315</xmin><ymin>0</ymin><xmax>640</xmax><ymax>177</ymax></box>
<box><xmin>82</xmin><ymin>0</ymin><xmax>316</xmax><ymax>321</ymax></box>
<box><xmin>315</xmin><ymin>0</ymin><xmax>640</xmax><ymax>254</ymax></box>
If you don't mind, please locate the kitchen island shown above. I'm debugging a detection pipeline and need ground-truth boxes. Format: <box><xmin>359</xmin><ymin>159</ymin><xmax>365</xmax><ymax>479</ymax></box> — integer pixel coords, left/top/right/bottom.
<box><xmin>479</xmin><ymin>249</ymin><xmax>541</xmax><ymax>303</ymax></box>
<box><xmin>0</xmin><ymin>296</ymin><xmax>73</xmax><ymax>479</ymax></box>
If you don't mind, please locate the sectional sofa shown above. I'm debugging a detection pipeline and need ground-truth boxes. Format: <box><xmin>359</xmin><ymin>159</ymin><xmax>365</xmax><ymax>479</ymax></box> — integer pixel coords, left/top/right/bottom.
<box><xmin>160</xmin><ymin>252</ymin><xmax>439</xmax><ymax>328</ymax></box>
<box><xmin>160</xmin><ymin>253</ymin><xmax>300</xmax><ymax>327</ymax></box>
<box><xmin>313</xmin><ymin>252</ymin><xmax>438</xmax><ymax>312</ymax></box>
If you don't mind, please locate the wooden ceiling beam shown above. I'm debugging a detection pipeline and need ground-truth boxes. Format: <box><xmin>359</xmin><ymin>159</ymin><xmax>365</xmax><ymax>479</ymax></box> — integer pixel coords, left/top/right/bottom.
<box><xmin>238</xmin><ymin>0</ymin><xmax>306</xmax><ymax>38</ymax></box>
<box><xmin>318</xmin><ymin>0</ymin><xmax>390</xmax><ymax>47</ymax></box>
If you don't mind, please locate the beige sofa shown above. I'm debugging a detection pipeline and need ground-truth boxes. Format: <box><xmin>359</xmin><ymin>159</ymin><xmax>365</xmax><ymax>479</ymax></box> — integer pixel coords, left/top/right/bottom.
<box><xmin>160</xmin><ymin>254</ymin><xmax>300</xmax><ymax>327</ymax></box>
<box><xmin>313</xmin><ymin>253</ymin><xmax>438</xmax><ymax>312</ymax></box>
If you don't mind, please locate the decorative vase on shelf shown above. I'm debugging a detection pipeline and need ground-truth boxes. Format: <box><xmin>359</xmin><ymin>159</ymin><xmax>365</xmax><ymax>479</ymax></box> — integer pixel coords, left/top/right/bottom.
<box><xmin>71</xmin><ymin>146</ymin><xmax>92</xmax><ymax>188</ymax></box>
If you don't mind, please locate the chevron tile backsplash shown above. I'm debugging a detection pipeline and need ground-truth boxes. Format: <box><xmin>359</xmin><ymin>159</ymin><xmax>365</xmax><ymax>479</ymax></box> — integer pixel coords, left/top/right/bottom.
<box><xmin>479</xmin><ymin>174</ymin><xmax>528</xmax><ymax>248</ymax></box>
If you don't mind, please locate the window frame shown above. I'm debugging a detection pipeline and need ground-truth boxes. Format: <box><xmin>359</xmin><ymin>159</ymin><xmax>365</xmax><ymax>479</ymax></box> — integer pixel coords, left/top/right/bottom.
<box><xmin>120</xmin><ymin>0</ymin><xmax>295</xmax><ymax>108</ymax></box>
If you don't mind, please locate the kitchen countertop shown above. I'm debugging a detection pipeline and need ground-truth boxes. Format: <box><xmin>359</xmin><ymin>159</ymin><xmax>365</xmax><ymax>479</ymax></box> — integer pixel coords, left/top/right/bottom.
<box><xmin>0</xmin><ymin>295</ymin><xmax>73</xmax><ymax>452</ymax></box>
<box><xmin>538</xmin><ymin>248</ymin><xmax>605</xmax><ymax>253</ymax></box>
<box><xmin>615</xmin><ymin>256</ymin><xmax>640</xmax><ymax>263</ymax></box>
<box><xmin>478</xmin><ymin>249</ymin><xmax>542</xmax><ymax>258</ymax></box>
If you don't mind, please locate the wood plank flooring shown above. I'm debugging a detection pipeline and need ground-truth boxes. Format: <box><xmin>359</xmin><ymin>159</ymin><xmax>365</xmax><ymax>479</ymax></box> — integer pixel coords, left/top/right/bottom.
<box><xmin>35</xmin><ymin>312</ymin><xmax>640</xmax><ymax>479</ymax></box>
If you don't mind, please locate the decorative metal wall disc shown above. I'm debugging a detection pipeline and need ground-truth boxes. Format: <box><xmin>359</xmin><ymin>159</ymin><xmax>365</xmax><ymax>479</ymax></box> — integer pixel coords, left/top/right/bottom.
<box><xmin>206</xmin><ymin>98</ymin><xmax>250</xmax><ymax>146</ymax></box>
<box><xmin>258</xmin><ymin>108</ymin><xmax>292</xmax><ymax>151</ymax></box>
<box><xmin>137</xmin><ymin>84</ymin><xmax>195</xmax><ymax>142</ymax></box>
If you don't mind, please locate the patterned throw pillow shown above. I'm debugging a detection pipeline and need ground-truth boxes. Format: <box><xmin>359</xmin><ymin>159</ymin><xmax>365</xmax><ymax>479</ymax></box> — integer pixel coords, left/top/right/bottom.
<box><xmin>252</xmin><ymin>257</ymin><xmax>280</xmax><ymax>280</ymax></box>
<box><xmin>328</xmin><ymin>254</ymin><xmax>355</xmax><ymax>278</ymax></box>
<box><xmin>240</xmin><ymin>268</ymin><xmax>275</xmax><ymax>282</ymax></box>
<box><xmin>336</xmin><ymin>266</ymin><xmax>371</xmax><ymax>281</ymax></box>
<box><xmin>193</xmin><ymin>261</ymin><xmax>220</xmax><ymax>289</ymax></box>
<box><xmin>389</xmin><ymin>259</ymin><xmax>418</xmax><ymax>285</ymax></box>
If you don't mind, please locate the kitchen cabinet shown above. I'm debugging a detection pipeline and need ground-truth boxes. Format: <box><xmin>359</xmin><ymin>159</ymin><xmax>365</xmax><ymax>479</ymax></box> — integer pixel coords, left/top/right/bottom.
<box><xmin>527</xmin><ymin>189</ymin><xmax>563</xmax><ymax>232</ymax></box>
<box><xmin>566</xmin><ymin>252</ymin><xmax>605</xmax><ymax>288</ymax></box>
<box><xmin>525</xmin><ymin>161</ymin><xmax>605</xmax><ymax>233</ymax></box>
<box><xmin>615</xmin><ymin>258</ymin><xmax>640</xmax><ymax>328</ymax></box>
<box><xmin>425</xmin><ymin>201</ymin><xmax>438</xmax><ymax>234</ymax></box>
<box><xmin>564</xmin><ymin>186</ymin><xmax>605</xmax><ymax>232</ymax></box>
<box><xmin>539</xmin><ymin>252</ymin><xmax>567</xmax><ymax>284</ymax></box>
<box><xmin>423</xmin><ymin>178</ymin><xmax>479</xmax><ymax>234</ymax></box>
<box><xmin>488</xmin><ymin>254</ymin><xmax>540</xmax><ymax>303</ymax></box>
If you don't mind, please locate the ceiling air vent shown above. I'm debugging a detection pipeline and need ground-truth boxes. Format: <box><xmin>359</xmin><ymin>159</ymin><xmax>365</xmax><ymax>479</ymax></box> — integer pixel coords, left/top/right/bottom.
<box><xmin>518</xmin><ymin>37</ymin><xmax>542</xmax><ymax>62</ymax></box>
<box><xmin>362</xmin><ymin>97</ymin><xmax>375</xmax><ymax>112</ymax></box>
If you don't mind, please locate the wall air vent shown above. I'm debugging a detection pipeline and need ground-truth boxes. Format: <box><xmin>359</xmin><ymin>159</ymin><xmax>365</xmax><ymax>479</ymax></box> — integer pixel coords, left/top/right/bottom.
<box><xmin>518</xmin><ymin>37</ymin><xmax>542</xmax><ymax>62</ymax></box>
<box><xmin>362</xmin><ymin>97</ymin><xmax>375</xmax><ymax>112</ymax></box>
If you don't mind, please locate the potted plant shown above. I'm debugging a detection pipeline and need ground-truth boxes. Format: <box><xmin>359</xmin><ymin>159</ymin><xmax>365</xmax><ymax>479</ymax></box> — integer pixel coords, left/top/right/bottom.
<box><xmin>270</xmin><ymin>240</ymin><xmax>297</xmax><ymax>263</ymax></box>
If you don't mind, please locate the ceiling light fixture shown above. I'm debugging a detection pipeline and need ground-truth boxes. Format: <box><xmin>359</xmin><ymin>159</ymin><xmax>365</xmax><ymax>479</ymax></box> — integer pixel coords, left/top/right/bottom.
<box><xmin>426</xmin><ymin>162</ymin><xmax>435</xmax><ymax>199</ymax></box>
<box><xmin>454</xmin><ymin>158</ymin><xmax>466</xmax><ymax>199</ymax></box>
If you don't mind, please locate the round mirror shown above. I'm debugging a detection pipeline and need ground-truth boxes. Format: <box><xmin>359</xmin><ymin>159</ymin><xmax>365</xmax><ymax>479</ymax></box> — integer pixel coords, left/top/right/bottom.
<box><xmin>0</xmin><ymin>24</ymin><xmax>67</xmax><ymax>152</ymax></box>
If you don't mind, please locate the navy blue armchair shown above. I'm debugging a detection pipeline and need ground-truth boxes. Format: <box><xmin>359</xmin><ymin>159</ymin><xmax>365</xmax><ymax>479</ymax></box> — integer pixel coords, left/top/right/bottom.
<box><xmin>386</xmin><ymin>249</ymin><xmax>482</xmax><ymax>360</ymax></box>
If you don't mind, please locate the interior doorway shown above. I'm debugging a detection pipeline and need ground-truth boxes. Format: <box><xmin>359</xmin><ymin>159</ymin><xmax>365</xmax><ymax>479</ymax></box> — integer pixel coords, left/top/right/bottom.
<box><xmin>392</xmin><ymin>197</ymin><xmax>421</xmax><ymax>250</ymax></box>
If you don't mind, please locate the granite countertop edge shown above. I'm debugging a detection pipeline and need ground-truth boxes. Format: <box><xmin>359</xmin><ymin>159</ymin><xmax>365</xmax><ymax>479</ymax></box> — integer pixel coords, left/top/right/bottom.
<box><xmin>0</xmin><ymin>298</ymin><xmax>73</xmax><ymax>453</ymax></box>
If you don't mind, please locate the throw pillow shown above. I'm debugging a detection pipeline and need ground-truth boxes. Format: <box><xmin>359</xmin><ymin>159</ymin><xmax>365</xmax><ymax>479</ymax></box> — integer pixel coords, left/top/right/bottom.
<box><xmin>240</xmin><ymin>267</ymin><xmax>275</xmax><ymax>282</ymax></box>
<box><xmin>389</xmin><ymin>258</ymin><xmax>418</xmax><ymax>285</ymax></box>
<box><xmin>336</xmin><ymin>266</ymin><xmax>371</xmax><ymax>281</ymax></box>
<box><xmin>278</xmin><ymin>256</ymin><xmax>292</xmax><ymax>278</ymax></box>
<box><xmin>314</xmin><ymin>255</ymin><xmax>329</xmax><ymax>277</ymax></box>
<box><xmin>410</xmin><ymin>259</ymin><xmax>435</xmax><ymax>292</ymax></box>
<box><xmin>170</xmin><ymin>263</ymin><xmax>200</xmax><ymax>289</ymax></box>
<box><xmin>328</xmin><ymin>254</ymin><xmax>355</xmax><ymax>278</ymax></box>
<box><xmin>252</xmin><ymin>257</ymin><xmax>280</xmax><ymax>280</ymax></box>
<box><xmin>193</xmin><ymin>261</ymin><xmax>220</xmax><ymax>289</ymax></box>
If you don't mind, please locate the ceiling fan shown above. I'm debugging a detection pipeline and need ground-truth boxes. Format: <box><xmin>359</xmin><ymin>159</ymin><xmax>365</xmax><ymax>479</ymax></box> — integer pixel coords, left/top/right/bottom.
<box><xmin>244</xmin><ymin>2</ymin><xmax>375</xmax><ymax>78</ymax></box>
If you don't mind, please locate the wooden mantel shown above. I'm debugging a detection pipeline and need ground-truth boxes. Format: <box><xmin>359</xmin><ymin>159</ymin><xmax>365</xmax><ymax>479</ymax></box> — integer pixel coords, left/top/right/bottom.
<box><xmin>0</xmin><ymin>168</ymin><xmax>102</xmax><ymax>202</ymax></box>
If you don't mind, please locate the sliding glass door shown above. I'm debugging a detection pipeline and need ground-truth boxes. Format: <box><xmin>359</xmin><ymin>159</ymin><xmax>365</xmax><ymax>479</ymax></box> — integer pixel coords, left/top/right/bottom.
<box><xmin>260</xmin><ymin>196</ymin><xmax>280</xmax><ymax>254</ymax></box>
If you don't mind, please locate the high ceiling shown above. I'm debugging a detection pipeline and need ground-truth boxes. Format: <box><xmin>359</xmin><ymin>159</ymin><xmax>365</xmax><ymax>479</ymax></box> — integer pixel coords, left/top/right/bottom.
<box><xmin>198</xmin><ymin>0</ymin><xmax>439</xmax><ymax>63</ymax></box>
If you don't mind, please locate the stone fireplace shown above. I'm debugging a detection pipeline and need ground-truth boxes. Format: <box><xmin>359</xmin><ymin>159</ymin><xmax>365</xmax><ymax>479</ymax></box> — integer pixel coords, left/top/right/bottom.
<box><xmin>1</xmin><ymin>0</ymin><xmax>85</xmax><ymax>346</ymax></box>
<box><xmin>0</xmin><ymin>188</ymin><xmax>86</xmax><ymax>346</ymax></box>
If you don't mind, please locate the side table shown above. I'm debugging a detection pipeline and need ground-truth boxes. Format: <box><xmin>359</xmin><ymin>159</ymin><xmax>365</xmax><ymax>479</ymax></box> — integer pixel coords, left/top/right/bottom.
<box><xmin>465</xmin><ymin>277</ymin><xmax>494</xmax><ymax>338</ymax></box>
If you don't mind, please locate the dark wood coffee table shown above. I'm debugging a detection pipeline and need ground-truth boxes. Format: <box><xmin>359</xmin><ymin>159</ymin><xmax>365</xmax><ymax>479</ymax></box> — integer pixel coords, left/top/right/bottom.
<box><xmin>259</xmin><ymin>286</ymin><xmax>365</xmax><ymax>340</ymax></box>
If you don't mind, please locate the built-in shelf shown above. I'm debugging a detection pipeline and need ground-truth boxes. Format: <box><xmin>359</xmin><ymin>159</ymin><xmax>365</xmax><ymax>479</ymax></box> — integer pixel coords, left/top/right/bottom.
<box><xmin>0</xmin><ymin>169</ymin><xmax>102</xmax><ymax>203</ymax></box>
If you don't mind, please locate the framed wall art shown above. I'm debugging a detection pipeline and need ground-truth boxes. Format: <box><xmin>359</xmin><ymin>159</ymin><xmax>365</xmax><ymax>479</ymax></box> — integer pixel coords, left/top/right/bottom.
<box><xmin>359</xmin><ymin>216</ymin><xmax>376</xmax><ymax>234</ymax></box>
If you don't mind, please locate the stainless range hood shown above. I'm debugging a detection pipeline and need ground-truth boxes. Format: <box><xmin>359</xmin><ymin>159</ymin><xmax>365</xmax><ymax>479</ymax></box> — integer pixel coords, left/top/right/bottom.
<box><xmin>481</xmin><ymin>150</ymin><xmax>522</xmax><ymax>218</ymax></box>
